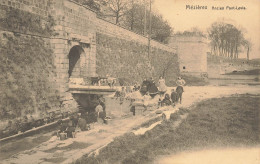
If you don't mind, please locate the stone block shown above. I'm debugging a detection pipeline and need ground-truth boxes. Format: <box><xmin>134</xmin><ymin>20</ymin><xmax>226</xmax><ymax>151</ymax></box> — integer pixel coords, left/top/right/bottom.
<box><xmin>53</xmin><ymin>48</ymin><xmax>65</xmax><ymax>54</ymax></box>
<box><xmin>54</xmin><ymin>43</ymin><xmax>66</xmax><ymax>49</ymax></box>
<box><xmin>50</xmin><ymin>39</ymin><xmax>65</xmax><ymax>44</ymax></box>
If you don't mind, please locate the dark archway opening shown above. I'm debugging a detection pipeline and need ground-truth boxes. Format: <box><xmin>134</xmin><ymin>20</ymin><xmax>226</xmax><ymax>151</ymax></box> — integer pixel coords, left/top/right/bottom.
<box><xmin>68</xmin><ymin>46</ymin><xmax>84</xmax><ymax>78</ymax></box>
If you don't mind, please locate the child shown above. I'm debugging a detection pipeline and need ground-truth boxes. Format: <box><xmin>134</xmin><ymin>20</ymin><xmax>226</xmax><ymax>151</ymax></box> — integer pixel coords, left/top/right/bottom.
<box><xmin>170</xmin><ymin>88</ymin><xmax>178</xmax><ymax>106</ymax></box>
<box><xmin>130</xmin><ymin>99</ymin><xmax>136</xmax><ymax>116</ymax></box>
<box><xmin>162</xmin><ymin>93</ymin><xmax>172</xmax><ymax>106</ymax></box>
<box><xmin>158</xmin><ymin>98</ymin><xmax>162</xmax><ymax>108</ymax></box>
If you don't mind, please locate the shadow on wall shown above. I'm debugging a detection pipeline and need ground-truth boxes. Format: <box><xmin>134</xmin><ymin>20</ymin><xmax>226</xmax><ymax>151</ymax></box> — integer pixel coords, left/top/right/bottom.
<box><xmin>68</xmin><ymin>46</ymin><xmax>85</xmax><ymax>78</ymax></box>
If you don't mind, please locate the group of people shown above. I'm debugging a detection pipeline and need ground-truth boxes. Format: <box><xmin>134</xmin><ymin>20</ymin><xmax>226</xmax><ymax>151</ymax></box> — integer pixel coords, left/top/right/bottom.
<box><xmin>156</xmin><ymin>77</ymin><xmax>185</xmax><ymax>109</ymax></box>
<box><xmin>57</xmin><ymin>96</ymin><xmax>107</xmax><ymax>140</ymax></box>
<box><xmin>160</xmin><ymin>76</ymin><xmax>186</xmax><ymax>106</ymax></box>
<box><xmin>139</xmin><ymin>77</ymin><xmax>159</xmax><ymax>97</ymax></box>
<box><xmin>129</xmin><ymin>76</ymin><xmax>186</xmax><ymax>116</ymax></box>
<box><xmin>1</xmin><ymin>76</ymin><xmax>185</xmax><ymax>140</ymax></box>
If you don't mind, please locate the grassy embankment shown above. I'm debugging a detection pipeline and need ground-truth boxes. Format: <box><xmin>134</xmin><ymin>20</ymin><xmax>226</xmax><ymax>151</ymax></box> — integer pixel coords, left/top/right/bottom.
<box><xmin>0</xmin><ymin>6</ymin><xmax>59</xmax><ymax>120</ymax></box>
<box><xmin>75</xmin><ymin>94</ymin><xmax>259</xmax><ymax>164</ymax></box>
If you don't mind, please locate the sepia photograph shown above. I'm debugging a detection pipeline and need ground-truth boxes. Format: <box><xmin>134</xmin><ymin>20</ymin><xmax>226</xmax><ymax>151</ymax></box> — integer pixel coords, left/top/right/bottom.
<box><xmin>0</xmin><ymin>0</ymin><xmax>259</xmax><ymax>163</ymax></box>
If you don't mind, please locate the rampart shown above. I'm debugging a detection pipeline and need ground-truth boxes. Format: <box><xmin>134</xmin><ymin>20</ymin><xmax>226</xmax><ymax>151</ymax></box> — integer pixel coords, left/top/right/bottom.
<box><xmin>0</xmin><ymin>0</ymin><xmax>179</xmax><ymax>121</ymax></box>
<box><xmin>169</xmin><ymin>36</ymin><xmax>208</xmax><ymax>77</ymax></box>
<box><xmin>95</xmin><ymin>18</ymin><xmax>178</xmax><ymax>84</ymax></box>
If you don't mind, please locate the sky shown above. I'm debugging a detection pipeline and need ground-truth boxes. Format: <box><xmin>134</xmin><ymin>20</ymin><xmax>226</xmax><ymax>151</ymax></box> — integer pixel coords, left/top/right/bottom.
<box><xmin>153</xmin><ymin>0</ymin><xmax>260</xmax><ymax>59</ymax></box>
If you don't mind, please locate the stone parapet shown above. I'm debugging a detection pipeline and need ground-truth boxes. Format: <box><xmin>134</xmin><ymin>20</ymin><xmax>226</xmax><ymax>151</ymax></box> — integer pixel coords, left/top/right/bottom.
<box><xmin>95</xmin><ymin>18</ymin><xmax>176</xmax><ymax>53</ymax></box>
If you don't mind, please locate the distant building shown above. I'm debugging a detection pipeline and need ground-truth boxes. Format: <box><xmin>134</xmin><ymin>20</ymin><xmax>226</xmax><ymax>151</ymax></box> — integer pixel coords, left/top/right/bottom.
<box><xmin>168</xmin><ymin>35</ymin><xmax>209</xmax><ymax>78</ymax></box>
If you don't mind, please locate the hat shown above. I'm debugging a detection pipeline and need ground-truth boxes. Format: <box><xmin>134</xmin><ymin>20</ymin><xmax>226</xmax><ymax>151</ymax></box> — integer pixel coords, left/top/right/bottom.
<box><xmin>178</xmin><ymin>77</ymin><xmax>181</xmax><ymax>80</ymax></box>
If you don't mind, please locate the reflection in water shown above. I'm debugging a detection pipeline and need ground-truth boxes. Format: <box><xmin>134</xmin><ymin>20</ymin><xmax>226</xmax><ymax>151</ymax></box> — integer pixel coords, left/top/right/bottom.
<box><xmin>156</xmin><ymin>147</ymin><xmax>260</xmax><ymax>164</ymax></box>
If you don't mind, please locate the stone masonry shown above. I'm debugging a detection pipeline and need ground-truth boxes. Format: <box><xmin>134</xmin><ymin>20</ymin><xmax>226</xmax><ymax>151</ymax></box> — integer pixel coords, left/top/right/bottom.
<box><xmin>169</xmin><ymin>36</ymin><xmax>208</xmax><ymax>77</ymax></box>
<box><xmin>0</xmin><ymin>0</ymin><xmax>178</xmax><ymax>102</ymax></box>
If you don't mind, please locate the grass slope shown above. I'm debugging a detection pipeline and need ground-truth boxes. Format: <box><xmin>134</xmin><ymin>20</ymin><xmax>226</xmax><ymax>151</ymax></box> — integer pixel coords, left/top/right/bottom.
<box><xmin>0</xmin><ymin>33</ymin><xmax>60</xmax><ymax>119</ymax></box>
<box><xmin>75</xmin><ymin>94</ymin><xmax>260</xmax><ymax>164</ymax></box>
<box><xmin>0</xmin><ymin>6</ymin><xmax>58</xmax><ymax>120</ymax></box>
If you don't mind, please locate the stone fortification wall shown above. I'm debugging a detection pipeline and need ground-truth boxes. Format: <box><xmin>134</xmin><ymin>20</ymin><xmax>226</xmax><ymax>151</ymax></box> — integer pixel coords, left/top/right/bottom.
<box><xmin>0</xmin><ymin>0</ymin><xmax>53</xmax><ymax>17</ymax></box>
<box><xmin>0</xmin><ymin>0</ymin><xmax>178</xmax><ymax>86</ymax></box>
<box><xmin>0</xmin><ymin>2</ymin><xmax>68</xmax><ymax>121</ymax></box>
<box><xmin>0</xmin><ymin>0</ymin><xmax>180</xmax><ymax>123</ymax></box>
<box><xmin>95</xmin><ymin>17</ymin><xmax>178</xmax><ymax>84</ymax></box>
<box><xmin>50</xmin><ymin>0</ymin><xmax>97</xmax><ymax>90</ymax></box>
<box><xmin>96</xmin><ymin>33</ymin><xmax>179</xmax><ymax>85</ymax></box>
<box><xmin>95</xmin><ymin>18</ymin><xmax>176</xmax><ymax>53</ymax></box>
<box><xmin>169</xmin><ymin>36</ymin><xmax>208</xmax><ymax>77</ymax></box>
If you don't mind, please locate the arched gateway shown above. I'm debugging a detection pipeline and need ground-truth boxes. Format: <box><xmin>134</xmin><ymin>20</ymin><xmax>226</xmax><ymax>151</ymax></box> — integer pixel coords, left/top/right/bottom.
<box><xmin>68</xmin><ymin>45</ymin><xmax>86</xmax><ymax>78</ymax></box>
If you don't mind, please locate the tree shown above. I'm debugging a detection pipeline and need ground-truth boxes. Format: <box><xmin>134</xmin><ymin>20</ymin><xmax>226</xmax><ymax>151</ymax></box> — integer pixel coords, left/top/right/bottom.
<box><xmin>161</xmin><ymin>54</ymin><xmax>176</xmax><ymax>77</ymax></box>
<box><xmin>150</xmin><ymin>14</ymin><xmax>172</xmax><ymax>44</ymax></box>
<box><xmin>104</xmin><ymin>0</ymin><xmax>130</xmax><ymax>24</ymax></box>
<box><xmin>208</xmin><ymin>22</ymin><xmax>248</xmax><ymax>59</ymax></box>
<box><xmin>76</xmin><ymin>0</ymin><xmax>173</xmax><ymax>43</ymax></box>
<box><xmin>123</xmin><ymin>2</ymin><xmax>145</xmax><ymax>34</ymax></box>
<box><xmin>123</xmin><ymin>3</ymin><xmax>172</xmax><ymax>43</ymax></box>
<box><xmin>124</xmin><ymin>0</ymin><xmax>140</xmax><ymax>31</ymax></box>
<box><xmin>242</xmin><ymin>39</ymin><xmax>252</xmax><ymax>60</ymax></box>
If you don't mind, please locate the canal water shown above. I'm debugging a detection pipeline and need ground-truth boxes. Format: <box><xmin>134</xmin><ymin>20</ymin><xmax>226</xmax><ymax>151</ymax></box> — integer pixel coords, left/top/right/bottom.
<box><xmin>208</xmin><ymin>74</ymin><xmax>260</xmax><ymax>86</ymax></box>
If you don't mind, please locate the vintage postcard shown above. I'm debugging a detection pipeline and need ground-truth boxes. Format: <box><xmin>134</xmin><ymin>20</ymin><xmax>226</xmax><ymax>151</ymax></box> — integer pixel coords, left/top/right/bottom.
<box><xmin>0</xmin><ymin>0</ymin><xmax>259</xmax><ymax>163</ymax></box>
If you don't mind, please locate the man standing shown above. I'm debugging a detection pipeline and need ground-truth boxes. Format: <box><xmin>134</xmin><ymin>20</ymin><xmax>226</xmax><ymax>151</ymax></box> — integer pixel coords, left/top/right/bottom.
<box><xmin>176</xmin><ymin>77</ymin><xmax>186</xmax><ymax>104</ymax></box>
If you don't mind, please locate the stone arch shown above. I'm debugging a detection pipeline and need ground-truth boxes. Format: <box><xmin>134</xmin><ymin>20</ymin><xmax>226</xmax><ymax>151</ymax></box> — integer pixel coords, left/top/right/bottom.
<box><xmin>68</xmin><ymin>45</ymin><xmax>85</xmax><ymax>78</ymax></box>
